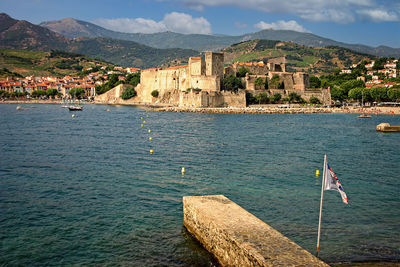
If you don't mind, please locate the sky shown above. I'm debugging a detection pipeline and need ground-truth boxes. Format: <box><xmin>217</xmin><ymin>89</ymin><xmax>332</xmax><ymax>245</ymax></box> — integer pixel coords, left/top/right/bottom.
<box><xmin>1</xmin><ymin>0</ymin><xmax>400</xmax><ymax>48</ymax></box>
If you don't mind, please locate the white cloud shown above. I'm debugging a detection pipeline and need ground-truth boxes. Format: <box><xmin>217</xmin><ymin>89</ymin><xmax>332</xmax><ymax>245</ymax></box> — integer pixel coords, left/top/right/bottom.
<box><xmin>254</xmin><ymin>20</ymin><xmax>310</xmax><ymax>33</ymax></box>
<box><xmin>169</xmin><ymin>0</ymin><xmax>400</xmax><ymax>23</ymax></box>
<box><xmin>357</xmin><ymin>9</ymin><xmax>399</xmax><ymax>22</ymax></box>
<box><xmin>234</xmin><ymin>22</ymin><xmax>247</xmax><ymax>29</ymax></box>
<box><xmin>163</xmin><ymin>12</ymin><xmax>211</xmax><ymax>34</ymax></box>
<box><xmin>93</xmin><ymin>12</ymin><xmax>212</xmax><ymax>34</ymax></box>
<box><xmin>94</xmin><ymin>18</ymin><xmax>167</xmax><ymax>34</ymax></box>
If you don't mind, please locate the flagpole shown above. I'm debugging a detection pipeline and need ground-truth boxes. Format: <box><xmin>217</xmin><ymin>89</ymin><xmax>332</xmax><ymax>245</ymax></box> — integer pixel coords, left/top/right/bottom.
<box><xmin>316</xmin><ymin>154</ymin><xmax>327</xmax><ymax>257</ymax></box>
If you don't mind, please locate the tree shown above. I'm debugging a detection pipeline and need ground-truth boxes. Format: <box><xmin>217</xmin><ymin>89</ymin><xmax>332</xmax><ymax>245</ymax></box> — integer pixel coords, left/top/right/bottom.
<box><xmin>246</xmin><ymin>92</ymin><xmax>257</xmax><ymax>105</ymax></box>
<box><xmin>96</xmin><ymin>74</ymin><xmax>120</xmax><ymax>95</ymax></box>
<box><xmin>151</xmin><ymin>90</ymin><xmax>159</xmax><ymax>98</ymax></box>
<box><xmin>269</xmin><ymin>74</ymin><xmax>281</xmax><ymax>89</ymax></box>
<box><xmin>270</xmin><ymin>93</ymin><xmax>281</xmax><ymax>103</ymax></box>
<box><xmin>223</xmin><ymin>75</ymin><xmax>243</xmax><ymax>92</ymax></box>
<box><xmin>121</xmin><ymin>86</ymin><xmax>137</xmax><ymax>100</ymax></box>
<box><xmin>288</xmin><ymin>92</ymin><xmax>304</xmax><ymax>103</ymax></box>
<box><xmin>46</xmin><ymin>88</ymin><xmax>59</xmax><ymax>98</ymax></box>
<box><xmin>125</xmin><ymin>73</ymin><xmax>140</xmax><ymax>87</ymax></box>
<box><xmin>340</xmin><ymin>80</ymin><xmax>365</xmax><ymax>96</ymax></box>
<box><xmin>69</xmin><ymin>88</ymin><xmax>85</xmax><ymax>99</ymax></box>
<box><xmin>309</xmin><ymin>96</ymin><xmax>321</xmax><ymax>104</ymax></box>
<box><xmin>237</xmin><ymin>67</ymin><xmax>250</xmax><ymax>77</ymax></box>
<box><xmin>255</xmin><ymin>92</ymin><xmax>269</xmax><ymax>104</ymax></box>
<box><xmin>387</xmin><ymin>88</ymin><xmax>400</xmax><ymax>101</ymax></box>
<box><xmin>254</xmin><ymin>77</ymin><xmax>265</xmax><ymax>90</ymax></box>
<box><xmin>330</xmin><ymin>86</ymin><xmax>346</xmax><ymax>102</ymax></box>
<box><xmin>309</xmin><ymin>76</ymin><xmax>321</xmax><ymax>88</ymax></box>
<box><xmin>264</xmin><ymin>78</ymin><xmax>269</xmax><ymax>90</ymax></box>
<box><xmin>348</xmin><ymin>87</ymin><xmax>363</xmax><ymax>101</ymax></box>
<box><xmin>370</xmin><ymin>87</ymin><xmax>389</xmax><ymax>102</ymax></box>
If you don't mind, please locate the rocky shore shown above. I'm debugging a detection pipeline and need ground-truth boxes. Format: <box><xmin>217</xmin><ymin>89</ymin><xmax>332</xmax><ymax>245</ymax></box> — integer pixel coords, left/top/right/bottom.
<box><xmin>151</xmin><ymin>106</ymin><xmax>400</xmax><ymax>115</ymax></box>
<box><xmin>2</xmin><ymin>99</ymin><xmax>399</xmax><ymax>115</ymax></box>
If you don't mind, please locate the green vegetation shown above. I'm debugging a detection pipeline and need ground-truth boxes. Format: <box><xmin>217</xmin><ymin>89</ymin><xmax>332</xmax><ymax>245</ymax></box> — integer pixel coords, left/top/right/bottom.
<box><xmin>309</xmin><ymin>96</ymin><xmax>321</xmax><ymax>104</ymax></box>
<box><xmin>95</xmin><ymin>74</ymin><xmax>121</xmax><ymax>95</ymax></box>
<box><xmin>309</xmin><ymin>76</ymin><xmax>321</xmax><ymax>88</ymax></box>
<box><xmin>288</xmin><ymin>92</ymin><xmax>305</xmax><ymax>103</ymax></box>
<box><xmin>223</xmin><ymin>75</ymin><xmax>243</xmax><ymax>92</ymax></box>
<box><xmin>121</xmin><ymin>86</ymin><xmax>137</xmax><ymax>100</ymax></box>
<box><xmin>0</xmin><ymin>48</ymin><xmax>114</xmax><ymax>77</ymax></box>
<box><xmin>0</xmin><ymin>67</ymin><xmax>23</xmax><ymax>78</ymax></box>
<box><xmin>151</xmin><ymin>90</ymin><xmax>159</xmax><ymax>98</ymax></box>
<box><xmin>270</xmin><ymin>93</ymin><xmax>282</xmax><ymax>104</ymax></box>
<box><xmin>255</xmin><ymin>92</ymin><xmax>269</xmax><ymax>104</ymax></box>
<box><xmin>46</xmin><ymin>88</ymin><xmax>60</xmax><ymax>98</ymax></box>
<box><xmin>222</xmin><ymin>40</ymin><xmax>375</xmax><ymax>74</ymax></box>
<box><xmin>237</xmin><ymin>67</ymin><xmax>250</xmax><ymax>77</ymax></box>
<box><xmin>124</xmin><ymin>73</ymin><xmax>140</xmax><ymax>87</ymax></box>
<box><xmin>254</xmin><ymin>77</ymin><xmax>265</xmax><ymax>90</ymax></box>
<box><xmin>269</xmin><ymin>74</ymin><xmax>281</xmax><ymax>89</ymax></box>
<box><xmin>69</xmin><ymin>87</ymin><xmax>85</xmax><ymax>99</ymax></box>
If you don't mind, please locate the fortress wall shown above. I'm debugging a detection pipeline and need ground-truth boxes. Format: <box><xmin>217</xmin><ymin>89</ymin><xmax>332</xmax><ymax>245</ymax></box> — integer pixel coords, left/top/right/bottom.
<box><xmin>189</xmin><ymin>57</ymin><xmax>204</xmax><ymax>76</ymax></box>
<box><xmin>221</xmin><ymin>90</ymin><xmax>247</xmax><ymax>108</ymax></box>
<box><xmin>189</xmin><ymin>76</ymin><xmax>220</xmax><ymax>92</ymax></box>
<box><xmin>179</xmin><ymin>90</ymin><xmax>204</xmax><ymax>107</ymax></box>
<box><xmin>178</xmin><ymin>90</ymin><xmax>246</xmax><ymax>108</ymax></box>
<box><xmin>293</xmin><ymin>73</ymin><xmax>309</xmax><ymax>90</ymax></box>
<box><xmin>138</xmin><ymin>67</ymin><xmax>189</xmax><ymax>103</ymax></box>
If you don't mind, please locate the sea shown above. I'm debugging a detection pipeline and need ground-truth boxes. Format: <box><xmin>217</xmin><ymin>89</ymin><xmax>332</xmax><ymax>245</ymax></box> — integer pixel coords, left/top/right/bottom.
<box><xmin>0</xmin><ymin>103</ymin><xmax>399</xmax><ymax>266</ymax></box>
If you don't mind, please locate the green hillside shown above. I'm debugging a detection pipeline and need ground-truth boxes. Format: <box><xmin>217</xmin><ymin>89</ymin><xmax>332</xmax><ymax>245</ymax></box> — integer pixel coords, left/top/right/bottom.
<box><xmin>222</xmin><ymin>40</ymin><xmax>376</xmax><ymax>74</ymax></box>
<box><xmin>0</xmin><ymin>13</ymin><xmax>199</xmax><ymax>69</ymax></box>
<box><xmin>0</xmin><ymin>49</ymin><xmax>115</xmax><ymax>77</ymax></box>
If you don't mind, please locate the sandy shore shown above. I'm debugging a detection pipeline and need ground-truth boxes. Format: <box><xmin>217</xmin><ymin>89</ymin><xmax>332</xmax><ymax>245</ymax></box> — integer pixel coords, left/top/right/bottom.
<box><xmin>2</xmin><ymin>100</ymin><xmax>399</xmax><ymax>115</ymax></box>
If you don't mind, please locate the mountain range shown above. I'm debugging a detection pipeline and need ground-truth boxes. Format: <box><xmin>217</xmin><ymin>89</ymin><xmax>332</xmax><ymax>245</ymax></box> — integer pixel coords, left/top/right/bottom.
<box><xmin>40</xmin><ymin>17</ymin><xmax>400</xmax><ymax>58</ymax></box>
<box><xmin>0</xmin><ymin>13</ymin><xmax>198</xmax><ymax>68</ymax></box>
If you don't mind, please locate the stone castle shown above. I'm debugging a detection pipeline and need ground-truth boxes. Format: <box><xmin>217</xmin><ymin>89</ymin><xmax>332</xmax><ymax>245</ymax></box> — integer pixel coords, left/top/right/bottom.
<box><xmin>95</xmin><ymin>52</ymin><xmax>330</xmax><ymax>106</ymax></box>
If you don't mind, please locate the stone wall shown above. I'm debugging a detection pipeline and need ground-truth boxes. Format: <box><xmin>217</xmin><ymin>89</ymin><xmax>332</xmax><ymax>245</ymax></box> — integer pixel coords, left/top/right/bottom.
<box><xmin>183</xmin><ymin>195</ymin><xmax>329</xmax><ymax>267</ymax></box>
<box><xmin>179</xmin><ymin>89</ymin><xmax>246</xmax><ymax>108</ymax></box>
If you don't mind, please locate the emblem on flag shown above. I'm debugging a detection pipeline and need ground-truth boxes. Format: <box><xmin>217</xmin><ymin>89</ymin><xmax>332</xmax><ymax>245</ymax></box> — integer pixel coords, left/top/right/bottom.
<box><xmin>324</xmin><ymin>163</ymin><xmax>348</xmax><ymax>204</ymax></box>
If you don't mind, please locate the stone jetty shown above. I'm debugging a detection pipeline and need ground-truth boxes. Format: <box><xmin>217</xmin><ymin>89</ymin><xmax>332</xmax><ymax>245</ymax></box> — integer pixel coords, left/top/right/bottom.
<box><xmin>183</xmin><ymin>195</ymin><xmax>329</xmax><ymax>267</ymax></box>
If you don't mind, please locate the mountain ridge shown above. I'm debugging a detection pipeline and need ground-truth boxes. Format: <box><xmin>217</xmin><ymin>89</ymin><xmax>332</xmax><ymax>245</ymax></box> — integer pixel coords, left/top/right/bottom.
<box><xmin>40</xmin><ymin>17</ymin><xmax>400</xmax><ymax>57</ymax></box>
<box><xmin>0</xmin><ymin>13</ymin><xmax>199</xmax><ymax>68</ymax></box>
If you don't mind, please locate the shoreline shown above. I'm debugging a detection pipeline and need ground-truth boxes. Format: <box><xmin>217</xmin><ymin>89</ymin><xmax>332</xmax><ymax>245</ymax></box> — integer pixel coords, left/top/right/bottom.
<box><xmin>2</xmin><ymin>99</ymin><xmax>399</xmax><ymax>115</ymax></box>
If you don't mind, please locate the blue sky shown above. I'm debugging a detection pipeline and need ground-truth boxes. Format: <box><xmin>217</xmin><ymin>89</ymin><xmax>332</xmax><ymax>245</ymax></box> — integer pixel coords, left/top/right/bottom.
<box><xmin>1</xmin><ymin>0</ymin><xmax>400</xmax><ymax>48</ymax></box>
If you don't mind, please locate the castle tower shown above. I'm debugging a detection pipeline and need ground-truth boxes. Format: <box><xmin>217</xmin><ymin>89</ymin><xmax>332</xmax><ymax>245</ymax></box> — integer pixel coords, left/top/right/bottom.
<box><xmin>205</xmin><ymin>52</ymin><xmax>224</xmax><ymax>78</ymax></box>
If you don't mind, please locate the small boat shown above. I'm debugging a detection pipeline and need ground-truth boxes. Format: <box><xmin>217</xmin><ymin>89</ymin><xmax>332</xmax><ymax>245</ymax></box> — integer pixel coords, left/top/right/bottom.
<box><xmin>68</xmin><ymin>106</ymin><xmax>83</xmax><ymax>111</ymax></box>
<box><xmin>358</xmin><ymin>113</ymin><xmax>371</xmax><ymax>118</ymax></box>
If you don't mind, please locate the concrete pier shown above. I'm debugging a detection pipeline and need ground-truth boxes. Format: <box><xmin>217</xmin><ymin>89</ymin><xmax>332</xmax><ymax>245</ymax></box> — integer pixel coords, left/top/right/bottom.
<box><xmin>183</xmin><ymin>195</ymin><xmax>329</xmax><ymax>267</ymax></box>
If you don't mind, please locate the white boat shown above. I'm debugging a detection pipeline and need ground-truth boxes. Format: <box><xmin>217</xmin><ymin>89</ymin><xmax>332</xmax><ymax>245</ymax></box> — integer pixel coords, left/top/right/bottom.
<box><xmin>68</xmin><ymin>106</ymin><xmax>83</xmax><ymax>111</ymax></box>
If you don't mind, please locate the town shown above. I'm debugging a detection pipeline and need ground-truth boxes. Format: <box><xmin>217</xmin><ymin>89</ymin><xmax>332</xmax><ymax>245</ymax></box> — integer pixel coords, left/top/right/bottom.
<box><xmin>1</xmin><ymin>54</ymin><xmax>400</xmax><ymax>107</ymax></box>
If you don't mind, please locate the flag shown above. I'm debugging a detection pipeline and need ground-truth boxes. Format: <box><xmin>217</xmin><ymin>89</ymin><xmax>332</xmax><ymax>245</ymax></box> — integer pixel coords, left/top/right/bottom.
<box><xmin>323</xmin><ymin>162</ymin><xmax>349</xmax><ymax>204</ymax></box>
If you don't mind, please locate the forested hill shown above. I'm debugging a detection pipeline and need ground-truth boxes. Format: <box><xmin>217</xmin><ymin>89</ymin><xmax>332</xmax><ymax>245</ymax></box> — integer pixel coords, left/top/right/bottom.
<box><xmin>222</xmin><ymin>40</ymin><xmax>375</xmax><ymax>74</ymax></box>
<box><xmin>0</xmin><ymin>13</ymin><xmax>199</xmax><ymax>68</ymax></box>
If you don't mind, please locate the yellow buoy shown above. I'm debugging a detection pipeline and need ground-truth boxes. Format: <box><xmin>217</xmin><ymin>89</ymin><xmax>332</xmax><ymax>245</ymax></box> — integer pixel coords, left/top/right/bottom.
<box><xmin>148</xmin><ymin>129</ymin><xmax>151</xmax><ymax>133</ymax></box>
<box><xmin>149</xmin><ymin>137</ymin><xmax>152</xmax><ymax>141</ymax></box>
<box><xmin>141</xmin><ymin>124</ymin><xmax>143</xmax><ymax>127</ymax></box>
<box><xmin>150</xmin><ymin>149</ymin><xmax>154</xmax><ymax>154</ymax></box>
<box><xmin>181</xmin><ymin>167</ymin><xmax>185</xmax><ymax>175</ymax></box>
<box><xmin>141</xmin><ymin>117</ymin><xmax>143</xmax><ymax>120</ymax></box>
<box><xmin>143</xmin><ymin>121</ymin><xmax>146</xmax><ymax>124</ymax></box>
<box><xmin>316</xmin><ymin>169</ymin><xmax>320</xmax><ymax>177</ymax></box>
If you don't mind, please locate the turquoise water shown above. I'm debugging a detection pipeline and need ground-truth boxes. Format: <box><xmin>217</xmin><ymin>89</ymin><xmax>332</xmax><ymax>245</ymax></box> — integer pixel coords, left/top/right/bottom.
<box><xmin>0</xmin><ymin>104</ymin><xmax>399</xmax><ymax>266</ymax></box>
